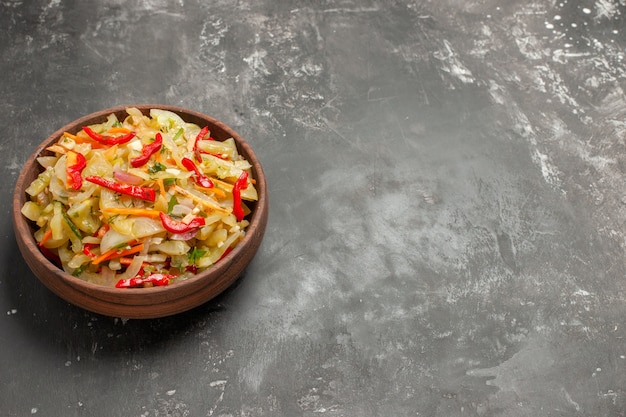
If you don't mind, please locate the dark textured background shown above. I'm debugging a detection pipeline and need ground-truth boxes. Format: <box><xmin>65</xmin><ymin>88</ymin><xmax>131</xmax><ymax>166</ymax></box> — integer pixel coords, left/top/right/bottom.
<box><xmin>2</xmin><ymin>0</ymin><xmax>626</xmax><ymax>416</ymax></box>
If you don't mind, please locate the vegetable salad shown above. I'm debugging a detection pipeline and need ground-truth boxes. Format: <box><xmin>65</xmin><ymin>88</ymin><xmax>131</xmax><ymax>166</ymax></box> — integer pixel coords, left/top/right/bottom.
<box><xmin>21</xmin><ymin>108</ymin><xmax>258</xmax><ymax>288</ymax></box>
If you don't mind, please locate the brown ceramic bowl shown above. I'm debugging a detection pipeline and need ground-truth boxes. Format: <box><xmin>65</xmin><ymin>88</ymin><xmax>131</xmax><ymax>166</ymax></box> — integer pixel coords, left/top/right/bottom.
<box><xmin>12</xmin><ymin>105</ymin><xmax>268</xmax><ymax>319</ymax></box>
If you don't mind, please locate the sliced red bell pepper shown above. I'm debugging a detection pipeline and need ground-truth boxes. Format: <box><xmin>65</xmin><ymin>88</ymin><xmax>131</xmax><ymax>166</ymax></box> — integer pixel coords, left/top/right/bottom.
<box><xmin>83</xmin><ymin>126</ymin><xmax>135</xmax><ymax>146</ymax></box>
<box><xmin>232</xmin><ymin>171</ymin><xmax>249</xmax><ymax>221</ymax></box>
<box><xmin>83</xmin><ymin>243</ymin><xmax>97</xmax><ymax>258</ymax></box>
<box><xmin>66</xmin><ymin>152</ymin><xmax>87</xmax><ymax>190</ymax></box>
<box><xmin>85</xmin><ymin>175</ymin><xmax>156</xmax><ymax>202</ymax></box>
<box><xmin>115</xmin><ymin>273</ymin><xmax>175</xmax><ymax>288</ymax></box>
<box><xmin>205</xmin><ymin>152</ymin><xmax>229</xmax><ymax>160</ymax></box>
<box><xmin>193</xmin><ymin>126</ymin><xmax>210</xmax><ymax>162</ymax></box>
<box><xmin>159</xmin><ymin>212</ymin><xmax>205</xmax><ymax>234</ymax></box>
<box><xmin>181</xmin><ymin>157</ymin><xmax>214</xmax><ymax>188</ymax></box>
<box><xmin>218</xmin><ymin>246</ymin><xmax>233</xmax><ymax>262</ymax></box>
<box><xmin>130</xmin><ymin>133</ymin><xmax>163</xmax><ymax>168</ymax></box>
<box><xmin>95</xmin><ymin>223</ymin><xmax>110</xmax><ymax>238</ymax></box>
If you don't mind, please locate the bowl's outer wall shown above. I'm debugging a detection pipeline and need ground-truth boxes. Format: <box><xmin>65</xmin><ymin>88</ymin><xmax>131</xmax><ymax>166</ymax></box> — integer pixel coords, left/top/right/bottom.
<box><xmin>13</xmin><ymin>105</ymin><xmax>268</xmax><ymax>318</ymax></box>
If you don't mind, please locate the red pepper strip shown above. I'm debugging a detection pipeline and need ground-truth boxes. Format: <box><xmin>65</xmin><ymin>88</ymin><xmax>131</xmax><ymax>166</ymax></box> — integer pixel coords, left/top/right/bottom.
<box><xmin>130</xmin><ymin>133</ymin><xmax>163</xmax><ymax>168</ymax></box>
<box><xmin>181</xmin><ymin>157</ymin><xmax>214</xmax><ymax>188</ymax></box>
<box><xmin>83</xmin><ymin>126</ymin><xmax>135</xmax><ymax>146</ymax></box>
<box><xmin>85</xmin><ymin>175</ymin><xmax>156</xmax><ymax>202</ymax></box>
<box><xmin>115</xmin><ymin>273</ymin><xmax>175</xmax><ymax>288</ymax></box>
<box><xmin>83</xmin><ymin>243</ymin><xmax>97</xmax><ymax>258</ymax></box>
<box><xmin>68</xmin><ymin>152</ymin><xmax>87</xmax><ymax>190</ymax></box>
<box><xmin>197</xmin><ymin>149</ymin><xmax>229</xmax><ymax>160</ymax></box>
<box><xmin>96</xmin><ymin>223</ymin><xmax>110</xmax><ymax>238</ymax></box>
<box><xmin>159</xmin><ymin>212</ymin><xmax>206</xmax><ymax>234</ymax></box>
<box><xmin>194</xmin><ymin>126</ymin><xmax>210</xmax><ymax>162</ymax></box>
<box><xmin>218</xmin><ymin>246</ymin><xmax>233</xmax><ymax>262</ymax></box>
<box><xmin>232</xmin><ymin>171</ymin><xmax>249</xmax><ymax>221</ymax></box>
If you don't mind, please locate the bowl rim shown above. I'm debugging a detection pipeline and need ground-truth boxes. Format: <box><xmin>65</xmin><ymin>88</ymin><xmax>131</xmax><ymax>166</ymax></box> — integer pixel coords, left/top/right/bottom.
<box><xmin>12</xmin><ymin>104</ymin><xmax>268</xmax><ymax>314</ymax></box>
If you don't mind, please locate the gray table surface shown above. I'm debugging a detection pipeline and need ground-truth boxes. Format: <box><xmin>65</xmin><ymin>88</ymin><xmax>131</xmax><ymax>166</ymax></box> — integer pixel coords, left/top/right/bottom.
<box><xmin>2</xmin><ymin>0</ymin><xmax>626</xmax><ymax>416</ymax></box>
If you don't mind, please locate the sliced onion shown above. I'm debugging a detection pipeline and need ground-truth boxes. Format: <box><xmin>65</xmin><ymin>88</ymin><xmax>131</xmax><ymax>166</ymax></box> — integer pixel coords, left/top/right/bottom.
<box><xmin>116</xmin><ymin>255</ymin><xmax>147</xmax><ymax>281</ymax></box>
<box><xmin>114</xmin><ymin>167</ymin><xmax>144</xmax><ymax>185</ymax></box>
<box><xmin>99</xmin><ymin>229</ymin><xmax>132</xmax><ymax>253</ymax></box>
<box><xmin>82</xmin><ymin>236</ymin><xmax>102</xmax><ymax>245</ymax></box>
<box><xmin>101</xmin><ymin>265</ymin><xmax>117</xmax><ymax>284</ymax></box>
<box><xmin>171</xmin><ymin>204</ymin><xmax>192</xmax><ymax>217</ymax></box>
<box><xmin>69</xmin><ymin>183</ymin><xmax>97</xmax><ymax>205</ymax></box>
<box><xmin>170</xmin><ymin>229</ymin><xmax>199</xmax><ymax>241</ymax></box>
<box><xmin>116</xmin><ymin>241</ymin><xmax>150</xmax><ymax>281</ymax></box>
<box><xmin>151</xmin><ymin>240</ymin><xmax>190</xmax><ymax>255</ymax></box>
<box><xmin>53</xmin><ymin>154</ymin><xmax>67</xmax><ymax>182</ymax></box>
<box><xmin>146</xmin><ymin>253</ymin><xmax>168</xmax><ymax>263</ymax></box>
<box><xmin>132</xmin><ymin>217</ymin><xmax>165</xmax><ymax>238</ymax></box>
<box><xmin>101</xmin><ymin>218</ymin><xmax>164</xmax><ymax>252</ymax></box>
<box><xmin>68</xmin><ymin>254</ymin><xmax>92</xmax><ymax>269</ymax></box>
<box><xmin>37</xmin><ymin>156</ymin><xmax>58</xmax><ymax>169</ymax></box>
<box><xmin>49</xmin><ymin>177</ymin><xmax>69</xmax><ymax>201</ymax></box>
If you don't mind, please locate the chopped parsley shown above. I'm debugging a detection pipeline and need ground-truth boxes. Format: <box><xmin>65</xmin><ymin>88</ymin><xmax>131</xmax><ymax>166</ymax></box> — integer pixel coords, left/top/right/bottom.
<box><xmin>188</xmin><ymin>247</ymin><xmax>207</xmax><ymax>265</ymax></box>
<box><xmin>167</xmin><ymin>195</ymin><xmax>178</xmax><ymax>214</ymax></box>
<box><xmin>148</xmin><ymin>162</ymin><xmax>166</xmax><ymax>174</ymax></box>
<box><xmin>72</xmin><ymin>264</ymin><xmax>87</xmax><ymax>277</ymax></box>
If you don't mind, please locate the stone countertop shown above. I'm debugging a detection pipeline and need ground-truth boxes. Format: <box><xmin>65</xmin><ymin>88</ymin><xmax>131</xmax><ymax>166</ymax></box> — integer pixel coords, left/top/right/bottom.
<box><xmin>2</xmin><ymin>0</ymin><xmax>626</xmax><ymax>416</ymax></box>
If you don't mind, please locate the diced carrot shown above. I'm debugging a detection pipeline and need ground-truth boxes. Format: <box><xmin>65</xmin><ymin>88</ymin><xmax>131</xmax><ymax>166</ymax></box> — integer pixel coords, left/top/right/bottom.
<box><xmin>92</xmin><ymin>243</ymin><xmax>145</xmax><ymax>265</ymax></box>
<box><xmin>119</xmin><ymin>257</ymin><xmax>150</xmax><ymax>267</ymax></box>
<box><xmin>63</xmin><ymin>132</ymin><xmax>80</xmax><ymax>141</ymax></box>
<box><xmin>107</xmin><ymin>127</ymin><xmax>132</xmax><ymax>134</ymax></box>
<box><xmin>155</xmin><ymin>146</ymin><xmax>164</xmax><ymax>164</ymax></box>
<box><xmin>193</xmin><ymin>184</ymin><xmax>226</xmax><ymax>199</ymax></box>
<box><xmin>38</xmin><ymin>228</ymin><xmax>53</xmax><ymax>247</ymax></box>
<box><xmin>66</xmin><ymin>131</ymin><xmax>107</xmax><ymax>148</ymax></box>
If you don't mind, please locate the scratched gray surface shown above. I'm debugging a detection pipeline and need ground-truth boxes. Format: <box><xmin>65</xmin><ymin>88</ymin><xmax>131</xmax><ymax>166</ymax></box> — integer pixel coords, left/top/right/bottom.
<box><xmin>2</xmin><ymin>0</ymin><xmax>626</xmax><ymax>416</ymax></box>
